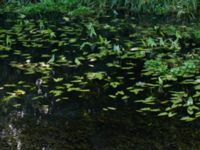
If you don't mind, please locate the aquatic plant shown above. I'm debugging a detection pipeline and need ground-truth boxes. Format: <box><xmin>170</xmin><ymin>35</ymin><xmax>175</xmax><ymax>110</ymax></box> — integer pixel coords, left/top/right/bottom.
<box><xmin>1</xmin><ymin>13</ymin><xmax>200</xmax><ymax>123</ymax></box>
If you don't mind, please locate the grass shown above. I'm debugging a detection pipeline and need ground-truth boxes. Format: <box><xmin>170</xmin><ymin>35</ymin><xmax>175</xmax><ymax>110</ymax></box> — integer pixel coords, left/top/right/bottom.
<box><xmin>0</xmin><ymin>0</ymin><xmax>199</xmax><ymax>17</ymax></box>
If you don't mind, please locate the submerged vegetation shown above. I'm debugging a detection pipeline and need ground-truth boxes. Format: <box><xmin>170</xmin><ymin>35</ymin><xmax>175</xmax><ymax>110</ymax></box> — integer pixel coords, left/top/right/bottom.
<box><xmin>1</xmin><ymin>0</ymin><xmax>200</xmax><ymax>149</ymax></box>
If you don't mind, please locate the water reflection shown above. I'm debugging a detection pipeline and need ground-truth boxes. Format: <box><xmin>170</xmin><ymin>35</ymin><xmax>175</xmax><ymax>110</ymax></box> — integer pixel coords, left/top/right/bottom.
<box><xmin>1</xmin><ymin>109</ymin><xmax>200</xmax><ymax>149</ymax></box>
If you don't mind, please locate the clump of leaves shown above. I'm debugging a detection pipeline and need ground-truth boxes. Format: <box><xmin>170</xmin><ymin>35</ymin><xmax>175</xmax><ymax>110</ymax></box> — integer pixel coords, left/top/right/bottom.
<box><xmin>144</xmin><ymin>59</ymin><xmax>168</xmax><ymax>75</ymax></box>
<box><xmin>144</xmin><ymin>59</ymin><xmax>197</xmax><ymax>80</ymax></box>
<box><xmin>86</xmin><ymin>72</ymin><xmax>107</xmax><ymax>81</ymax></box>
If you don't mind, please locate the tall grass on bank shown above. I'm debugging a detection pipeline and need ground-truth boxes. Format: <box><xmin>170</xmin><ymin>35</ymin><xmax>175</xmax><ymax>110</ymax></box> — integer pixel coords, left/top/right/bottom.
<box><xmin>1</xmin><ymin>0</ymin><xmax>199</xmax><ymax>15</ymax></box>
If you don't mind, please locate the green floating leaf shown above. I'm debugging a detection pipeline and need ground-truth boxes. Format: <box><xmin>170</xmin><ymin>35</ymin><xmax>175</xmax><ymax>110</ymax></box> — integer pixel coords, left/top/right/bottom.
<box><xmin>187</xmin><ymin>97</ymin><xmax>193</xmax><ymax>106</ymax></box>
<box><xmin>158</xmin><ymin>112</ymin><xmax>168</xmax><ymax>116</ymax></box>
<box><xmin>138</xmin><ymin>107</ymin><xmax>152</xmax><ymax>112</ymax></box>
<box><xmin>110</xmin><ymin>82</ymin><xmax>121</xmax><ymax>88</ymax></box>
<box><xmin>122</xmin><ymin>95</ymin><xmax>129</xmax><ymax>100</ymax></box>
<box><xmin>53</xmin><ymin>78</ymin><xmax>64</xmax><ymax>82</ymax></box>
<box><xmin>109</xmin><ymin>95</ymin><xmax>117</xmax><ymax>99</ymax></box>
<box><xmin>136</xmin><ymin>96</ymin><xmax>155</xmax><ymax>105</ymax></box>
<box><xmin>75</xmin><ymin>58</ymin><xmax>81</xmax><ymax>66</ymax></box>
<box><xmin>168</xmin><ymin>112</ymin><xmax>177</xmax><ymax>117</ymax></box>
<box><xmin>50</xmin><ymin>90</ymin><xmax>63</xmax><ymax>97</ymax></box>
<box><xmin>13</xmin><ymin>104</ymin><xmax>21</xmax><ymax>108</ymax></box>
<box><xmin>103</xmin><ymin>107</ymin><xmax>116</xmax><ymax>111</ymax></box>
<box><xmin>180</xmin><ymin>116</ymin><xmax>196</xmax><ymax>122</ymax></box>
<box><xmin>14</xmin><ymin>89</ymin><xmax>26</xmax><ymax>96</ymax></box>
<box><xmin>128</xmin><ymin>88</ymin><xmax>144</xmax><ymax>95</ymax></box>
<box><xmin>86</xmin><ymin>72</ymin><xmax>106</xmax><ymax>80</ymax></box>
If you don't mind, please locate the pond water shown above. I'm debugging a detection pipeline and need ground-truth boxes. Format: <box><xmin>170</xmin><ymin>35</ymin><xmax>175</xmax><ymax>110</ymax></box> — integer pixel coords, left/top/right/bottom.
<box><xmin>1</xmin><ymin>15</ymin><xmax>200</xmax><ymax>149</ymax></box>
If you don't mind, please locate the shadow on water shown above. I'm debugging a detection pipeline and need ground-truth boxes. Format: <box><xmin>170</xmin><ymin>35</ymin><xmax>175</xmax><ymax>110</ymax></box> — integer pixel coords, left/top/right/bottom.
<box><xmin>1</xmin><ymin>110</ymin><xmax>200</xmax><ymax>150</ymax></box>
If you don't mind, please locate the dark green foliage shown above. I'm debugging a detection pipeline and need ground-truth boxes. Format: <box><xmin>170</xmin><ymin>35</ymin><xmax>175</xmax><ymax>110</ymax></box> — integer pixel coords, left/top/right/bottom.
<box><xmin>1</xmin><ymin>0</ymin><xmax>199</xmax><ymax>16</ymax></box>
<box><xmin>1</xmin><ymin>1</ymin><xmax>200</xmax><ymax>149</ymax></box>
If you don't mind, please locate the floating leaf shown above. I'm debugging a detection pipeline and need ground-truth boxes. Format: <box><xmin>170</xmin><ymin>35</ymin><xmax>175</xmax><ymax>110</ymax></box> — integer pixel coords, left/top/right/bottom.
<box><xmin>180</xmin><ymin>116</ymin><xmax>196</xmax><ymax>122</ymax></box>
<box><xmin>53</xmin><ymin>78</ymin><xmax>64</xmax><ymax>82</ymax></box>
<box><xmin>14</xmin><ymin>89</ymin><xmax>26</xmax><ymax>96</ymax></box>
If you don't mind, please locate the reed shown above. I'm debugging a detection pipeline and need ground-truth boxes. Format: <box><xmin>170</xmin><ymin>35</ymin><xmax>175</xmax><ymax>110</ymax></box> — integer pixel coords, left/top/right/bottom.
<box><xmin>1</xmin><ymin>0</ymin><xmax>199</xmax><ymax>15</ymax></box>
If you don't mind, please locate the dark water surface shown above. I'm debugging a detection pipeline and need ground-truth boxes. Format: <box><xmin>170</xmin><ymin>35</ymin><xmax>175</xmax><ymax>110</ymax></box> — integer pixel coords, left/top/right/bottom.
<box><xmin>0</xmin><ymin>15</ymin><xmax>200</xmax><ymax>149</ymax></box>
